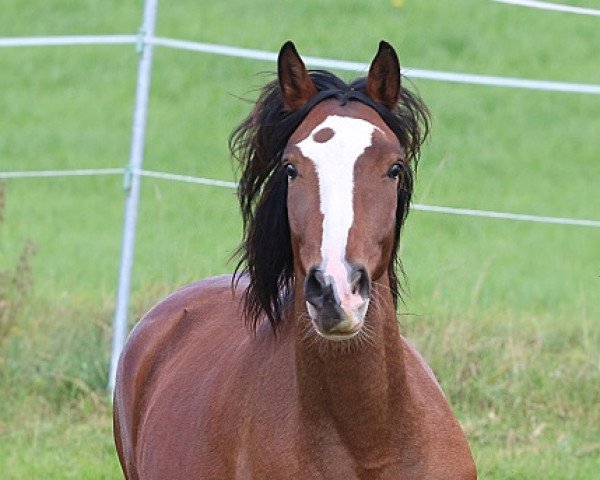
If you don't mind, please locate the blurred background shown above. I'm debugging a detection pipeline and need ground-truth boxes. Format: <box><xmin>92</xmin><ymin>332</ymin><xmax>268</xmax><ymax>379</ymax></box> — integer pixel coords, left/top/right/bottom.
<box><xmin>0</xmin><ymin>0</ymin><xmax>598</xmax><ymax>478</ymax></box>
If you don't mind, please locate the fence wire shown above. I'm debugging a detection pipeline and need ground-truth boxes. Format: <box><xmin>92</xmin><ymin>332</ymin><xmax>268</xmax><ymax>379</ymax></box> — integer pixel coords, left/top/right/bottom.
<box><xmin>493</xmin><ymin>0</ymin><xmax>600</xmax><ymax>17</ymax></box>
<box><xmin>2</xmin><ymin>168</ymin><xmax>599</xmax><ymax>228</ymax></box>
<box><xmin>2</xmin><ymin>35</ymin><xmax>600</xmax><ymax>94</ymax></box>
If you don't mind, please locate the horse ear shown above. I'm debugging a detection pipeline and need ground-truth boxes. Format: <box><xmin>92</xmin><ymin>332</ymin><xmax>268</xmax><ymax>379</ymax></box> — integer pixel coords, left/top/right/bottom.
<box><xmin>278</xmin><ymin>41</ymin><xmax>317</xmax><ymax>111</ymax></box>
<box><xmin>366</xmin><ymin>41</ymin><xmax>401</xmax><ymax>111</ymax></box>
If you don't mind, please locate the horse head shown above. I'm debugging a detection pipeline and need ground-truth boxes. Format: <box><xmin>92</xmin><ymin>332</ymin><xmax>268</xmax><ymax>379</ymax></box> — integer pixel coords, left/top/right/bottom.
<box><xmin>233</xmin><ymin>41</ymin><xmax>429</xmax><ymax>338</ymax></box>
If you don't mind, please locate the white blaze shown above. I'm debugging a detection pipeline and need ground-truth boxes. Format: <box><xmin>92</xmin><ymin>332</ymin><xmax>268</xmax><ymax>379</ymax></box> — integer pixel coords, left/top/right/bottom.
<box><xmin>297</xmin><ymin>115</ymin><xmax>380</xmax><ymax>304</ymax></box>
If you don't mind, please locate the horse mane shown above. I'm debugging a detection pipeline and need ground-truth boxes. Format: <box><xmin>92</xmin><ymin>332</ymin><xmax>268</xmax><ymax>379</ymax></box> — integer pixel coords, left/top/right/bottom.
<box><xmin>230</xmin><ymin>69</ymin><xmax>430</xmax><ymax>331</ymax></box>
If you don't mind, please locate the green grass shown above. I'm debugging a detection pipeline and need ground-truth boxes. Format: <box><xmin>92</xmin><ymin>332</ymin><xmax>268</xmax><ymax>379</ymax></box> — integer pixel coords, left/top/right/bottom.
<box><xmin>1</xmin><ymin>0</ymin><xmax>599</xmax><ymax>477</ymax></box>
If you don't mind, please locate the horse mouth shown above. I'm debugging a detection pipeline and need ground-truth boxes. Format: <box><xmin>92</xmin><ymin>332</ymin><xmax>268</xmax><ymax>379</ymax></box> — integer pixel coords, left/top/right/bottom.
<box><xmin>310</xmin><ymin>317</ymin><xmax>364</xmax><ymax>341</ymax></box>
<box><xmin>315</xmin><ymin>329</ymin><xmax>362</xmax><ymax>342</ymax></box>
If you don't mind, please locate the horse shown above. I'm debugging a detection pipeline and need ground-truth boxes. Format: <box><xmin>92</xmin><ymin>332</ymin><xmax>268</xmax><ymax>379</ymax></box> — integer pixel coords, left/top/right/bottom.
<box><xmin>113</xmin><ymin>41</ymin><xmax>477</xmax><ymax>479</ymax></box>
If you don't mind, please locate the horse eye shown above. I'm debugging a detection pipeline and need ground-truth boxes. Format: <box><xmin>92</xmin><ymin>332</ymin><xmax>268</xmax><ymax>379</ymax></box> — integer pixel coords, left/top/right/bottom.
<box><xmin>285</xmin><ymin>163</ymin><xmax>298</xmax><ymax>179</ymax></box>
<box><xmin>387</xmin><ymin>163</ymin><xmax>403</xmax><ymax>179</ymax></box>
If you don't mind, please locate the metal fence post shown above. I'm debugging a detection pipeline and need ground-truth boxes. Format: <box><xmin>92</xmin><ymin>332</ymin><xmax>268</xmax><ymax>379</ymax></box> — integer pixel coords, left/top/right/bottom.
<box><xmin>108</xmin><ymin>0</ymin><xmax>159</xmax><ymax>393</ymax></box>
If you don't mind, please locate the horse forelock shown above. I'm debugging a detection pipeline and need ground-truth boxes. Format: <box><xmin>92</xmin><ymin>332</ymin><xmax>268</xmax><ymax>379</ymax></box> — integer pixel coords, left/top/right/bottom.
<box><xmin>230</xmin><ymin>69</ymin><xmax>430</xmax><ymax>331</ymax></box>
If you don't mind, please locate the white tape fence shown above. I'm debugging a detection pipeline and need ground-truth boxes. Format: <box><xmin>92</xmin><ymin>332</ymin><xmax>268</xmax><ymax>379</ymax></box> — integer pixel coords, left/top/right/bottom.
<box><xmin>3</xmin><ymin>35</ymin><xmax>600</xmax><ymax>95</ymax></box>
<box><xmin>493</xmin><ymin>0</ymin><xmax>600</xmax><ymax>17</ymax></box>
<box><xmin>2</xmin><ymin>168</ymin><xmax>599</xmax><ymax>228</ymax></box>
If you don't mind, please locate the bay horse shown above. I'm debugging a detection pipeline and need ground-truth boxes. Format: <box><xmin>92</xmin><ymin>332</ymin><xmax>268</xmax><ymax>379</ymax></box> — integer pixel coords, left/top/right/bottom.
<box><xmin>113</xmin><ymin>41</ymin><xmax>477</xmax><ymax>479</ymax></box>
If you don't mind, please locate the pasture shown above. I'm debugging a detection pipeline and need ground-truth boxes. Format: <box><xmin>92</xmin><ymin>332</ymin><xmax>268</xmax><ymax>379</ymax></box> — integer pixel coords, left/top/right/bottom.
<box><xmin>1</xmin><ymin>0</ymin><xmax>599</xmax><ymax>478</ymax></box>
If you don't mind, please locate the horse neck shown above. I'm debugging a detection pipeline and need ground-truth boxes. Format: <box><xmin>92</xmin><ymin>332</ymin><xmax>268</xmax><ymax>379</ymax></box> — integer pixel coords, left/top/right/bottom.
<box><xmin>293</xmin><ymin>273</ymin><xmax>408</xmax><ymax>458</ymax></box>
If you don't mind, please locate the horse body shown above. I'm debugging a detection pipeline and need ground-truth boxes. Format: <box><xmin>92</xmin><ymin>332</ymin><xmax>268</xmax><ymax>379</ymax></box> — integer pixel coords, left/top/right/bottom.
<box><xmin>114</xmin><ymin>276</ymin><xmax>474</xmax><ymax>479</ymax></box>
<box><xmin>114</xmin><ymin>41</ymin><xmax>477</xmax><ymax>479</ymax></box>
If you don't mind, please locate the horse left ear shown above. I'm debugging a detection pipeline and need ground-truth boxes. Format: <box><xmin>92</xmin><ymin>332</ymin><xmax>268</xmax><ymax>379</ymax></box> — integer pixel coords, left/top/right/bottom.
<box><xmin>366</xmin><ymin>41</ymin><xmax>401</xmax><ymax>111</ymax></box>
<box><xmin>278</xmin><ymin>41</ymin><xmax>317</xmax><ymax>111</ymax></box>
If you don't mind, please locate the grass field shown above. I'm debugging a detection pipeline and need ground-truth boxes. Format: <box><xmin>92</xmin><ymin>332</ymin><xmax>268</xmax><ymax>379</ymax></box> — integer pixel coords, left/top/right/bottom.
<box><xmin>1</xmin><ymin>0</ymin><xmax>599</xmax><ymax>478</ymax></box>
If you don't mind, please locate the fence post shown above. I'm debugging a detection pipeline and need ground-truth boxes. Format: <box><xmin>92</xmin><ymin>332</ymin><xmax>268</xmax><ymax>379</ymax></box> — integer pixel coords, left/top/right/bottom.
<box><xmin>108</xmin><ymin>0</ymin><xmax>159</xmax><ymax>393</ymax></box>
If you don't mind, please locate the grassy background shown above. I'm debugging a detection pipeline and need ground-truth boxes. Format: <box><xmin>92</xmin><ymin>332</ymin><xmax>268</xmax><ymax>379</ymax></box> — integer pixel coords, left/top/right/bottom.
<box><xmin>1</xmin><ymin>0</ymin><xmax>599</xmax><ymax>478</ymax></box>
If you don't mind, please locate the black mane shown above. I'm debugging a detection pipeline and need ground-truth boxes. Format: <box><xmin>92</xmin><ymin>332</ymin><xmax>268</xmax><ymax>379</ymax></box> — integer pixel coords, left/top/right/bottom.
<box><xmin>230</xmin><ymin>69</ymin><xmax>430</xmax><ymax>331</ymax></box>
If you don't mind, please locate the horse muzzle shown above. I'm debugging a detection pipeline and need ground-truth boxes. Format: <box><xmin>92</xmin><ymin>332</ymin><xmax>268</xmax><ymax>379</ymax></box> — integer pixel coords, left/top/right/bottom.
<box><xmin>304</xmin><ymin>265</ymin><xmax>371</xmax><ymax>340</ymax></box>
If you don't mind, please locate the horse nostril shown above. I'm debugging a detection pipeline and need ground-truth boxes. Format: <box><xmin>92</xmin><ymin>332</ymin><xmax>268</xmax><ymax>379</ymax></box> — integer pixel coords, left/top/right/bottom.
<box><xmin>350</xmin><ymin>266</ymin><xmax>371</xmax><ymax>299</ymax></box>
<box><xmin>304</xmin><ymin>267</ymin><xmax>326</xmax><ymax>307</ymax></box>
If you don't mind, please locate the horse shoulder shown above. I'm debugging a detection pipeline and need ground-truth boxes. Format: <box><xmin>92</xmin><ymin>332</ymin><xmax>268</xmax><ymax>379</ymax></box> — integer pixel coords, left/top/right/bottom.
<box><xmin>113</xmin><ymin>274</ymin><xmax>247</xmax><ymax>478</ymax></box>
<box><xmin>399</xmin><ymin>336</ymin><xmax>477</xmax><ymax>479</ymax></box>
<box><xmin>117</xmin><ymin>274</ymin><xmax>244</xmax><ymax>399</ymax></box>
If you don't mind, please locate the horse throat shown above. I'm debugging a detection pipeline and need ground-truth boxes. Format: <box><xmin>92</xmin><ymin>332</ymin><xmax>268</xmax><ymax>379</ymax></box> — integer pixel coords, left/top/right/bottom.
<box><xmin>293</xmin><ymin>276</ymin><xmax>408</xmax><ymax>463</ymax></box>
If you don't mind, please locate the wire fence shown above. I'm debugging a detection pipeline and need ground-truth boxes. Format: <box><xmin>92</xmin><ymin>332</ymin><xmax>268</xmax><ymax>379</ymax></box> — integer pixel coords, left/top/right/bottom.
<box><xmin>1</xmin><ymin>0</ymin><xmax>598</xmax><ymax>390</ymax></box>
<box><xmin>493</xmin><ymin>0</ymin><xmax>600</xmax><ymax>17</ymax></box>
<box><xmin>0</xmin><ymin>168</ymin><xmax>125</xmax><ymax>179</ymax></box>
<box><xmin>2</xmin><ymin>168</ymin><xmax>600</xmax><ymax>228</ymax></box>
<box><xmin>3</xmin><ymin>34</ymin><xmax>600</xmax><ymax>94</ymax></box>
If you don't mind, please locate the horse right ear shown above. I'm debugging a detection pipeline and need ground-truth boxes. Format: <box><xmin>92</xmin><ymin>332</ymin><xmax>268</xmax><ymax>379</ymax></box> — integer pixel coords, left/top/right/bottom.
<box><xmin>278</xmin><ymin>41</ymin><xmax>317</xmax><ymax>111</ymax></box>
<box><xmin>366</xmin><ymin>41</ymin><xmax>401</xmax><ymax>111</ymax></box>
